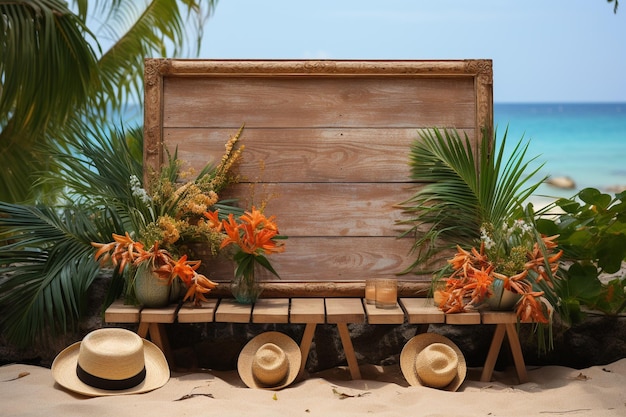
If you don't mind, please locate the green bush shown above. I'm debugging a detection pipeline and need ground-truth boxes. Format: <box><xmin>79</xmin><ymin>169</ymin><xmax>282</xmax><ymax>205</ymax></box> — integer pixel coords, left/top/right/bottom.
<box><xmin>536</xmin><ymin>187</ymin><xmax>626</xmax><ymax>321</ymax></box>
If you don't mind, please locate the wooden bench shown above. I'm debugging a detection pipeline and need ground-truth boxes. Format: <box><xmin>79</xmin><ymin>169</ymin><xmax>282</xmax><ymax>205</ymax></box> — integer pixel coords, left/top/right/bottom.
<box><xmin>105</xmin><ymin>298</ymin><xmax>528</xmax><ymax>384</ymax></box>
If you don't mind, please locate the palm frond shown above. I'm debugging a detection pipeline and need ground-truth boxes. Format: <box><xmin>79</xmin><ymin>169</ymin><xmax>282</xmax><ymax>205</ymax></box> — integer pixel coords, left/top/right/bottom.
<box><xmin>399</xmin><ymin>127</ymin><xmax>546</xmax><ymax>274</ymax></box>
<box><xmin>0</xmin><ymin>203</ymin><xmax>113</xmax><ymax>346</ymax></box>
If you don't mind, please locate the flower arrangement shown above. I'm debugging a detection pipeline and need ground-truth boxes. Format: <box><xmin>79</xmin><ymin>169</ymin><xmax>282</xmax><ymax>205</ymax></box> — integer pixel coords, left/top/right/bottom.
<box><xmin>92</xmin><ymin>126</ymin><xmax>245</xmax><ymax>306</ymax></box>
<box><xmin>207</xmin><ymin>206</ymin><xmax>286</xmax><ymax>303</ymax></box>
<box><xmin>434</xmin><ymin>217</ymin><xmax>563</xmax><ymax>324</ymax></box>
<box><xmin>93</xmin><ymin>233</ymin><xmax>217</xmax><ymax>305</ymax></box>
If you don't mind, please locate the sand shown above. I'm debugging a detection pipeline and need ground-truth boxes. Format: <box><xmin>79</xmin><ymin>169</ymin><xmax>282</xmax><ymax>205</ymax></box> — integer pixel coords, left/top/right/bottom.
<box><xmin>2</xmin><ymin>359</ymin><xmax>625</xmax><ymax>417</ymax></box>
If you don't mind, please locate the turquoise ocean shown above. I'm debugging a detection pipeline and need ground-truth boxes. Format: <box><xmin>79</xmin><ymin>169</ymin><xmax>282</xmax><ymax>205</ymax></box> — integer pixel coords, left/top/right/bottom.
<box><xmin>494</xmin><ymin>103</ymin><xmax>626</xmax><ymax>204</ymax></box>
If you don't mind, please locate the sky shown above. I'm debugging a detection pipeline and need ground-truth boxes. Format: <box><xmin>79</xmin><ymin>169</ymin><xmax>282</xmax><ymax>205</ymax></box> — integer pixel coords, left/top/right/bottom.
<box><xmin>197</xmin><ymin>0</ymin><xmax>626</xmax><ymax>103</ymax></box>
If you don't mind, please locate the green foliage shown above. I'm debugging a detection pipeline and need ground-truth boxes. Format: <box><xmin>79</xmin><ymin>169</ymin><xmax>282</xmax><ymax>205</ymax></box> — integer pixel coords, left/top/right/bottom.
<box><xmin>0</xmin><ymin>203</ymin><xmax>123</xmax><ymax>346</ymax></box>
<box><xmin>399</xmin><ymin>127</ymin><xmax>545</xmax><ymax>274</ymax></box>
<box><xmin>0</xmin><ymin>0</ymin><xmax>218</xmax><ymax>203</ymax></box>
<box><xmin>0</xmin><ymin>126</ymin><xmax>139</xmax><ymax>346</ymax></box>
<box><xmin>536</xmin><ymin>188</ymin><xmax>626</xmax><ymax>319</ymax></box>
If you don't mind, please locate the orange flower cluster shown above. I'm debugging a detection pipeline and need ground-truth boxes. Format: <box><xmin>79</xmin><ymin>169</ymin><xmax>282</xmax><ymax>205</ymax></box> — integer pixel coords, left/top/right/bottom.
<box><xmin>218</xmin><ymin>208</ymin><xmax>285</xmax><ymax>256</ymax></box>
<box><xmin>435</xmin><ymin>235</ymin><xmax>562</xmax><ymax>323</ymax></box>
<box><xmin>92</xmin><ymin>232</ymin><xmax>217</xmax><ymax>306</ymax></box>
<box><xmin>205</xmin><ymin>207</ymin><xmax>285</xmax><ymax>281</ymax></box>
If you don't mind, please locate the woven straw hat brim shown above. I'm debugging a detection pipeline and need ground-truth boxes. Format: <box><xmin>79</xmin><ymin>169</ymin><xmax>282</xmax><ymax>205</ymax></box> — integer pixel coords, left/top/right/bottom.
<box><xmin>238</xmin><ymin>331</ymin><xmax>302</xmax><ymax>390</ymax></box>
<box><xmin>400</xmin><ymin>333</ymin><xmax>467</xmax><ymax>391</ymax></box>
<box><xmin>51</xmin><ymin>339</ymin><xmax>169</xmax><ymax>397</ymax></box>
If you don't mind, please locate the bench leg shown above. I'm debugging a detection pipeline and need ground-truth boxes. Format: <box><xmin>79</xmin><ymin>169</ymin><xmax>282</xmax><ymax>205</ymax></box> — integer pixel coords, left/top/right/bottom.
<box><xmin>299</xmin><ymin>323</ymin><xmax>317</xmax><ymax>376</ymax></box>
<box><xmin>336</xmin><ymin>323</ymin><xmax>361</xmax><ymax>380</ymax></box>
<box><xmin>137</xmin><ymin>323</ymin><xmax>175</xmax><ymax>369</ymax></box>
<box><xmin>505</xmin><ymin>323</ymin><xmax>528</xmax><ymax>383</ymax></box>
<box><xmin>481</xmin><ymin>323</ymin><xmax>528</xmax><ymax>384</ymax></box>
<box><xmin>481</xmin><ymin>323</ymin><xmax>506</xmax><ymax>382</ymax></box>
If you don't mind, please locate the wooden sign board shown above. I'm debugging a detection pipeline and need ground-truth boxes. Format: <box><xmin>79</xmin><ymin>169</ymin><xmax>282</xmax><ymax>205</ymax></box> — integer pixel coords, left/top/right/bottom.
<box><xmin>143</xmin><ymin>59</ymin><xmax>493</xmax><ymax>297</ymax></box>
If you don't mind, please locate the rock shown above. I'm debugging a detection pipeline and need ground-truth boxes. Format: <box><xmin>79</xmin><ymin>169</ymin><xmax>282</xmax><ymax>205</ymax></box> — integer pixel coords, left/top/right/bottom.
<box><xmin>546</xmin><ymin>176</ymin><xmax>576</xmax><ymax>189</ymax></box>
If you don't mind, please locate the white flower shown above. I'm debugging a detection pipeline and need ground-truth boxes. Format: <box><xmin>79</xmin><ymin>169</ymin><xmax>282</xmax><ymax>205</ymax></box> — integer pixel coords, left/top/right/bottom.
<box><xmin>130</xmin><ymin>175</ymin><xmax>151</xmax><ymax>204</ymax></box>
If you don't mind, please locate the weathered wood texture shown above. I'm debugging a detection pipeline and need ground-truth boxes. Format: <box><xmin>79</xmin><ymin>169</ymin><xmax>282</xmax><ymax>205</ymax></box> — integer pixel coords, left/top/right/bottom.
<box><xmin>144</xmin><ymin>59</ymin><xmax>493</xmax><ymax>294</ymax></box>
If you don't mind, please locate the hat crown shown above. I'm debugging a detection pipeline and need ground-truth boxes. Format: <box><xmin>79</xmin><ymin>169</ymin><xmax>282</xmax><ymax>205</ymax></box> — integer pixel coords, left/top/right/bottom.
<box><xmin>252</xmin><ymin>343</ymin><xmax>289</xmax><ymax>386</ymax></box>
<box><xmin>415</xmin><ymin>343</ymin><xmax>458</xmax><ymax>389</ymax></box>
<box><xmin>77</xmin><ymin>328</ymin><xmax>145</xmax><ymax>380</ymax></box>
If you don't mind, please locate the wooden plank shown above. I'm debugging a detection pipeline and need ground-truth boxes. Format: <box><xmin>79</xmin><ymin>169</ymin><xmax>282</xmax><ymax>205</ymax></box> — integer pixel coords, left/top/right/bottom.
<box><xmin>177</xmin><ymin>299</ymin><xmax>218</xmax><ymax>323</ymax></box>
<box><xmin>204</xmin><ymin>236</ymin><xmax>417</xmax><ymax>282</ymax></box>
<box><xmin>481</xmin><ymin>310</ymin><xmax>518</xmax><ymax>325</ymax></box>
<box><xmin>325</xmin><ymin>298</ymin><xmax>365</xmax><ymax>324</ymax></box>
<box><xmin>445</xmin><ymin>311</ymin><xmax>481</xmax><ymax>325</ymax></box>
<box><xmin>104</xmin><ymin>299</ymin><xmax>141</xmax><ymax>323</ymax></box>
<box><xmin>220</xmin><ymin>183</ymin><xmax>415</xmax><ymax>237</ymax></box>
<box><xmin>163</xmin><ymin>76</ymin><xmax>476</xmax><ymax>129</ymax></box>
<box><xmin>214</xmin><ymin>299</ymin><xmax>253</xmax><ymax>323</ymax></box>
<box><xmin>165</xmin><ymin>127</ymin><xmax>476</xmax><ymax>183</ymax></box>
<box><xmin>140</xmin><ymin>305</ymin><xmax>178</xmax><ymax>324</ymax></box>
<box><xmin>289</xmin><ymin>298</ymin><xmax>326</xmax><ymax>323</ymax></box>
<box><xmin>252</xmin><ymin>298</ymin><xmax>290</xmax><ymax>323</ymax></box>
<box><xmin>399</xmin><ymin>298</ymin><xmax>445</xmax><ymax>324</ymax></box>
<box><xmin>364</xmin><ymin>299</ymin><xmax>405</xmax><ymax>324</ymax></box>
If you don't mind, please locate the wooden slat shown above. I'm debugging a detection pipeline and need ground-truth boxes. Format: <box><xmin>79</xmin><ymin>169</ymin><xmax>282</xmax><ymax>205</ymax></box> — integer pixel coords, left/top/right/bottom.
<box><xmin>104</xmin><ymin>299</ymin><xmax>141</xmax><ymax>323</ymax></box>
<box><xmin>177</xmin><ymin>299</ymin><xmax>218</xmax><ymax>323</ymax></box>
<box><xmin>163</xmin><ymin>76</ymin><xmax>476</xmax><ymax>129</ymax></box>
<box><xmin>364</xmin><ymin>299</ymin><xmax>405</xmax><ymax>324</ymax></box>
<box><xmin>214</xmin><ymin>299</ymin><xmax>253</xmax><ymax>323</ymax></box>
<box><xmin>140</xmin><ymin>305</ymin><xmax>178</xmax><ymax>323</ymax></box>
<box><xmin>221</xmin><ymin>183</ymin><xmax>415</xmax><ymax>237</ymax></box>
<box><xmin>481</xmin><ymin>310</ymin><xmax>518</xmax><ymax>324</ymax></box>
<box><xmin>252</xmin><ymin>298</ymin><xmax>290</xmax><ymax>323</ymax></box>
<box><xmin>204</xmin><ymin>237</ymin><xmax>417</xmax><ymax>282</ymax></box>
<box><xmin>325</xmin><ymin>298</ymin><xmax>365</xmax><ymax>324</ymax></box>
<box><xmin>290</xmin><ymin>298</ymin><xmax>326</xmax><ymax>323</ymax></box>
<box><xmin>166</xmin><ymin>127</ymin><xmax>475</xmax><ymax>183</ymax></box>
<box><xmin>399</xmin><ymin>298</ymin><xmax>445</xmax><ymax>324</ymax></box>
<box><xmin>445</xmin><ymin>311</ymin><xmax>481</xmax><ymax>325</ymax></box>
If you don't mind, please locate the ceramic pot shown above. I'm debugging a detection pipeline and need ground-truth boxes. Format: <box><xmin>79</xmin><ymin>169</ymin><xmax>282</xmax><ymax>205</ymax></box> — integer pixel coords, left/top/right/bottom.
<box><xmin>486</xmin><ymin>278</ymin><xmax>522</xmax><ymax>310</ymax></box>
<box><xmin>133</xmin><ymin>263</ymin><xmax>172</xmax><ymax>308</ymax></box>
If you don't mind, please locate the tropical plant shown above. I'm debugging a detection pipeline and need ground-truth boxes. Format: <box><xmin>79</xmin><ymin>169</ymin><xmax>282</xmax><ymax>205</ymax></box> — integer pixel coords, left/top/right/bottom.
<box><xmin>0</xmin><ymin>0</ymin><xmax>219</xmax><ymax>346</ymax></box>
<box><xmin>398</xmin><ymin>127</ymin><xmax>546</xmax><ymax>275</ymax></box>
<box><xmin>536</xmin><ymin>187</ymin><xmax>626</xmax><ymax>321</ymax></box>
<box><xmin>92</xmin><ymin>232</ymin><xmax>218</xmax><ymax>306</ymax></box>
<box><xmin>0</xmin><ymin>0</ymin><xmax>217</xmax><ymax>203</ymax></box>
<box><xmin>0</xmin><ymin>122</ymin><xmax>243</xmax><ymax>345</ymax></box>
<box><xmin>90</xmin><ymin>126</ymin><xmax>245</xmax><ymax>304</ymax></box>
<box><xmin>436</xmin><ymin>217</ymin><xmax>562</xmax><ymax>324</ymax></box>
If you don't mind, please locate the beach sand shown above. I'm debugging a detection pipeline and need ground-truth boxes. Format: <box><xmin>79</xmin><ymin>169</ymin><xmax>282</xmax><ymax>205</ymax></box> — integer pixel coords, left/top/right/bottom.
<box><xmin>2</xmin><ymin>359</ymin><xmax>625</xmax><ymax>417</ymax></box>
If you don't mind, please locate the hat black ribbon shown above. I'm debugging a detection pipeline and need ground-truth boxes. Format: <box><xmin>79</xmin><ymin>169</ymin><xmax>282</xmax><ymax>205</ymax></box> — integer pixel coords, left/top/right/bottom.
<box><xmin>76</xmin><ymin>364</ymin><xmax>146</xmax><ymax>391</ymax></box>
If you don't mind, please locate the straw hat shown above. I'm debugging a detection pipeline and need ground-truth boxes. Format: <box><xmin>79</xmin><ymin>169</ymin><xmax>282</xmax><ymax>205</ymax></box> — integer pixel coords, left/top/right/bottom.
<box><xmin>400</xmin><ymin>333</ymin><xmax>466</xmax><ymax>391</ymax></box>
<box><xmin>237</xmin><ymin>331</ymin><xmax>302</xmax><ymax>390</ymax></box>
<box><xmin>51</xmin><ymin>328</ymin><xmax>169</xmax><ymax>397</ymax></box>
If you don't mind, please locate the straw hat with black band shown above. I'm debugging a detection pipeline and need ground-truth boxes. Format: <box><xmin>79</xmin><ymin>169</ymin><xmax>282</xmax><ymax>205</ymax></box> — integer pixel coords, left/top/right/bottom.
<box><xmin>237</xmin><ymin>331</ymin><xmax>302</xmax><ymax>390</ymax></box>
<box><xmin>52</xmin><ymin>328</ymin><xmax>169</xmax><ymax>397</ymax></box>
<box><xmin>400</xmin><ymin>333</ymin><xmax>467</xmax><ymax>391</ymax></box>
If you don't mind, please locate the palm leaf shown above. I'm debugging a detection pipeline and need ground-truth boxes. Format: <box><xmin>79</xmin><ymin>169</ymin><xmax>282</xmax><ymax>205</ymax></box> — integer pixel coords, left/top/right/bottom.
<box><xmin>0</xmin><ymin>203</ymin><xmax>114</xmax><ymax>347</ymax></box>
<box><xmin>399</xmin><ymin>127</ymin><xmax>546</xmax><ymax>274</ymax></box>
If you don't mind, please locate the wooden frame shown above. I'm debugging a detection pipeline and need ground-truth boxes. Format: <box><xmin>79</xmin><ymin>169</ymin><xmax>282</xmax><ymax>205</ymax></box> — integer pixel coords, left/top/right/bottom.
<box><xmin>143</xmin><ymin>59</ymin><xmax>493</xmax><ymax>297</ymax></box>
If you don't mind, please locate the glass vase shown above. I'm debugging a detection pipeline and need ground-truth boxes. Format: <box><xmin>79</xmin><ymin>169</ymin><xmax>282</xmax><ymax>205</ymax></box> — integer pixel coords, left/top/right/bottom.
<box><xmin>231</xmin><ymin>263</ymin><xmax>263</xmax><ymax>304</ymax></box>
